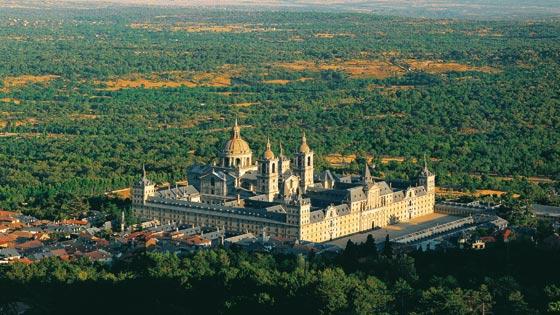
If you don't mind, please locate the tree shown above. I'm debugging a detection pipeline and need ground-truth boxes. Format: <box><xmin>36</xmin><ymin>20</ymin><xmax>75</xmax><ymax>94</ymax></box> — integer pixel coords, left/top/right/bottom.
<box><xmin>382</xmin><ymin>234</ymin><xmax>393</xmax><ymax>257</ymax></box>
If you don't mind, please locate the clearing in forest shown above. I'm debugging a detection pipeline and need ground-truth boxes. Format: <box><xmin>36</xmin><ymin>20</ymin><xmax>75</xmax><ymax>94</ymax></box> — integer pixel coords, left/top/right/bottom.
<box><xmin>325</xmin><ymin>153</ymin><xmax>442</xmax><ymax>167</ymax></box>
<box><xmin>277</xmin><ymin>59</ymin><xmax>498</xmax><ymax>79</ymax></box>
<box><xmin>325</xmin><ymin>153</ymin><xmax>374</xmax><ymax>167</ymax></box>
<box><xmin>97</xmin><ymin>65</ymin><xmax>242</xmax><ymax>91</ymax></box>
<box><xmin>262</xmin><ymin>77</ymin><xmax>312</xmax><ymax>85</ymax></box>
<box><xmin>0</xmin><ymin>98</ymin><xmax>21</xmax><ymax>105</ymax></box>
<box><xmin>129</xmin><ymin>22</ymin><xmax>279</xmax><ymax>33</ymax></box>
<box><xmin>436</xmin><ymin>187</ymin><xmax>519</xmax><ymax>198</ymax></box>
<box><xmin>69</xmin><ymin>114</ymin><xmax>99</xmax><ymax>120</ymax></box>
<box><xmin>231</xmin><ymin>102</ymin><xmax>258</xmax><ymax>107</ymax></box>
<box><xmin>314</xmin><ymin>32</ymin><xmax>355</xmax><ymax>38</ymax></box>
<box><xmin>276</xmin><ymin>59</ymin><xmax>404</xmax><ymax>79</ymax></box>
<box><xmin>1</xmin><ymin>75</ymin><xmax>58</xmax><ymax>92</ymax></box>
<box><xmin>404</xmin><ymin>59</ymin><xmax>498</xmax><ymax>74</ymax></box>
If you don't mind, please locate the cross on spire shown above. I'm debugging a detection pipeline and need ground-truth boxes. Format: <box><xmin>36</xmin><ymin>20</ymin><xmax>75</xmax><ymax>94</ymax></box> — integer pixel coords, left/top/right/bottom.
<box><xmin>231</xmin><ymin>118</ymin><xmax>241</xmax><ymax>139</ymax></box>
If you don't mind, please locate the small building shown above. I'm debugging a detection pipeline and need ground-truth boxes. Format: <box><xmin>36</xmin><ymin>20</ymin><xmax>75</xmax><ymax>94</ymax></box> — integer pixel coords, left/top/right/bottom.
<box><xmin>0</xmin><ymin>248</ymin><xmax>21</xmax><ymax>263</ymax></box>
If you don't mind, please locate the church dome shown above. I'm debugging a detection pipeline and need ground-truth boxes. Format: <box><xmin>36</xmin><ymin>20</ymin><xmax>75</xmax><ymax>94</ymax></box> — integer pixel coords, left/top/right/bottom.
<box><xmin>223</xmin><ymin>138</ymin><xmax>251</xmax><ymax>155</ymax></box>
<box><xmin>263</xmin><ymin>138</ymin><xmax>275</xmax><ymax>160</ymax></box>
<box><xmin>299</xmin><ymin>132</ymin><xmax>310</xmax><ymax>153</ymax></box>
<box><xmin>223</xmin><ymin>119</ymin><xmax>251</xmax><ymax>155</ymax></box>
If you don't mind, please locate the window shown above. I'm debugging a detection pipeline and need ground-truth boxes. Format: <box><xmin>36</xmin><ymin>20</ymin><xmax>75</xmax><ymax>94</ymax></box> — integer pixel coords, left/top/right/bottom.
<box><xmin>307</xmin><ymin>156</ymin><xmax>311</xmax><ymax>166</ymax></box>
<box><xmin>272</xmin><ymin>163</ymin><xmax>276</xmax><ymax>173</ymax></box>
<box><xmin>236</xmin><ymin>158</ymin><xmax>241</xmax><ymax>166</ymax></box>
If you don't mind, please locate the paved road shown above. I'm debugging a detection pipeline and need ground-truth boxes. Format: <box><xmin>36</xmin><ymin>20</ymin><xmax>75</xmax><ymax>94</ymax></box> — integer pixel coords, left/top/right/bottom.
<box><xmin>326</xmin><ymin>213</ymin><xmax>462</xmax><ymax>248</ymax></box>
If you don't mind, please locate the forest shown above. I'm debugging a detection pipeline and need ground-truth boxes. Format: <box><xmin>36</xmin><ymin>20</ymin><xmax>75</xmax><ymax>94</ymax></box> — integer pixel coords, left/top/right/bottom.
<box><xmin>0</xmin><ymin>7</ymin><xmax>558</xmax><ymax>218</ymax></box>
<box><xmin>1</xmin><ymin>235</ymin><xmax>559</xmax><ymax>314</ymax></box>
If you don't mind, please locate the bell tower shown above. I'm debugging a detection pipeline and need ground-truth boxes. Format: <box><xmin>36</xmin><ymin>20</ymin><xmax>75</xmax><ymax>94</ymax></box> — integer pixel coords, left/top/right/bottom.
<box><xmin>132</xmin><ymin>164</ymin><xmax>155</xmax><ymax>206</ymax></box>
<box><xmin>362</xmin><ymin>164</ymin><xmax>379</xmax><ymax>209</ymax></box>
<box><xmin>256</xmin><ymin>138</ymin><xmax>279</xmax><ymax>201</ymax></box>
<box><xmin>294</xmin><ymin>132</ymin><xmax>314</xmax><ymax>193</ymax></box>
<box><xmin>419</xmin><ymin>155</ymin><xmax>435</xmax><ymax>193</ymax></box>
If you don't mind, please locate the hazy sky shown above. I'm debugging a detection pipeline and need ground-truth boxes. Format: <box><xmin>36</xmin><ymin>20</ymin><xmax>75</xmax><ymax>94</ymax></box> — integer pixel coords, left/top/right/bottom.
<box><xmin>2</xmin><ymin>0</ymin><xmax>559</xmax><ymax>18</ymax></box>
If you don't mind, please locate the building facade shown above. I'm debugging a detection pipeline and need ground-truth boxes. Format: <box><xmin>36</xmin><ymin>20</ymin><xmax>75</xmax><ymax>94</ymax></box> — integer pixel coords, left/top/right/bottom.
<box><xmin>133</xmin><ymin>121</ymin><xmax>436</xmax><ymax>243</ymax></box>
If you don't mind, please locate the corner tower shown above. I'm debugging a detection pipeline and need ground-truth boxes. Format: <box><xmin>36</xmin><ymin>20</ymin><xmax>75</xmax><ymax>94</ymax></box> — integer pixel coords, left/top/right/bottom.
<box><xmin>294</xmin><ymin>132</ymin><xmax>314</xmax><ymax>193</ymax></box>
<box><xmin>256</xmin><ymin>138</ymin><xmax>279</xmax><ymax>201</ymax></box>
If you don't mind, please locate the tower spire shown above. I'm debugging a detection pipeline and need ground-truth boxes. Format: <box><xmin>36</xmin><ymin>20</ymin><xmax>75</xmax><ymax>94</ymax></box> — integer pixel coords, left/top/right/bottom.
<box><xmin>231</xmin><ymin>119</ymin><xmax>241</xmax><ymax>139</ymax></box>
<box><xmin>363</xmin><ymin>163</ymin><xmax>373</xmax><ymax>184</ymax></box>
<box><xmin>421</xmin><ymin>153</ymin><xmax>433</xmax><ymax>176</ymax></box>
<box><xmin>263</xmin><ymin>136</ymin><xmax>275</xmax><ymax>160</ymax></box>
<box><xmin>142</xmin><ymin>163</ymin><xmax>146</xmax><ymax>179</ymax></box>
<box><xmin>298</xmin><ymin>131</ymin><xmax>310</xmax><ymax>154</ymax></box>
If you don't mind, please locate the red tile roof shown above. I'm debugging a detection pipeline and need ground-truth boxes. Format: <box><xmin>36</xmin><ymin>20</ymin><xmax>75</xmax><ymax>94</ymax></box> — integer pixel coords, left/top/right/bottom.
<box><xmin>10</xmin><ymin>231</ymin><xmax>34</xmax><ymax>239</ymax></box>
<box><xmin>61</xmin><ymin>219</ymin><xmax>88</xmax><ymax>226</ymax></box>
<box><xmin>0</xmin><ymin>216</ymin><xmax>18</xmax><ymax>223</ymax></box>
<box><xmin>50</xmin><ymin>249</ymin><xmax>70</xmax><ymax>260</ymax></box>
<box><xmin>0</xmin><ymin>210</ymin><xmax>18</xmax><ymax>217</ymax></box>
<box><xmin>15</xmin><ymin>240</ymin><xmax>43</xmax><ymax>250</ymax></box>
<box><xmin>184</xmin><ymin>235</ymin><xmax>211</xmax><ymax>246</ymax></box>
<box><xmin>0</xmin><ymin>234</ymin><xmax>18</xmax><ymax>246</ymax></box>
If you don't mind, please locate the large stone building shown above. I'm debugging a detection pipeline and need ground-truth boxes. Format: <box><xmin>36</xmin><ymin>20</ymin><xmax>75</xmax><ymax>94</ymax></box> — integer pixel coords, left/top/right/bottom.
<box><xmin>133</xmin><ymin>121</ymin><xmax>436</xmax><ymax>243</ymax></box>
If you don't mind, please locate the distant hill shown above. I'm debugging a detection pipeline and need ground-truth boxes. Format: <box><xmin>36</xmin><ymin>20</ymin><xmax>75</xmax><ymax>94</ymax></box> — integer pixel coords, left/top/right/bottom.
<box><xmin>2</xmin><ymin>0</ymin><xmax>560</xmax><ymax>19</ymax></box>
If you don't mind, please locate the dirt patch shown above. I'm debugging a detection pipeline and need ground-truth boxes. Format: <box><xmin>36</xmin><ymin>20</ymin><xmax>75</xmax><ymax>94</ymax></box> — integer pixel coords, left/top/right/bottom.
<box><xmin>1</xmin><ymin>75</ymin><xmax>58</xmax><ymax>92</ymax></box>
<box><xmin>70</xmin><ymin>114</ymin><xmax>99</xmax><ymax>120</ymax></box>
<box><xmin>325</xmin><ymin>154</ymin><xmax>374</xmax><ymax>167</ymax></box>
<box><xmin>0</xmin><ymin>132</ymin><xmax>65</xmax><ymax>139</ymax></box>
<box><xmin>0</xmin><ymin>98</ymin><xmax>21</xmax><ymax>105</ymax></box>
<box><xmin>314</xmin><ymin>32</ymin><xmax>355</xmax><ymax>38</ymax></box>
<box><xmin>263</xmin><ymin>79</ymin><xmax>291</xmax><ymax>85</ymax></box>
<box><xmin>98</xmin><ymin>65</ymin><xmax>242</xmax><ymax>91</ymax></box>
<box><xmin>404</xmin><ymin>59</ymin><xmax>498</xmax><ymax>74</ymax></box>
<box><xmin>108</xmin><ymin>188</ymin><xmax>131</xmax><ymax>200</ymax></box>
<box><xmin>263</xmin><ymin>77</ymin><xmax>312</xmax><ymax>85</ymax></box>
<box><xmin>325</xmin><ymin>153</ymin><xmax>440</xmax><ymax>166</ymax></box>
<box><xmin>463</xmin><ymin>28</ymin><xmax>503</xmax><ymax>37</ymax></box>
<box><xmin>14</xmin><ymin>118</ymin><xmax>38</xmax><ymax>127</ymax></box>
<box><xmin>98</xmin><ymin>75</ymin><xmax>196</xmax><ymax>91</ymax></box>
<box><xmin>369</xmin><ymin>84</ymin><xmax>415</xmax><ymax>96</ymax></box>
<box><xmin>276</xmin><ymin>59</ymin><xmax>404</xmax><ymax>79</ymax></box>
<box><xmin>470</xmin><ymin>174</ymin><xmax>555</xmax><ymax>184</ymax></box>
<box><xmin>277</xmin><ymin>59</ymin><xmax>497</xmax><ymax>79</ymax></box>
<box><xmin>231</xmin><ymin>102</ymin><xmax>258</xmax><ymax>107</ymax></box>
<box><xmin>436</xmin><ymin>187</ymin><xmax>519</xmax><ymax>198</ymax></box>
<box><xmin>130</xmin><ymin>22</ymin><xmax>279</xmax><ymax>33</ymax></box>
